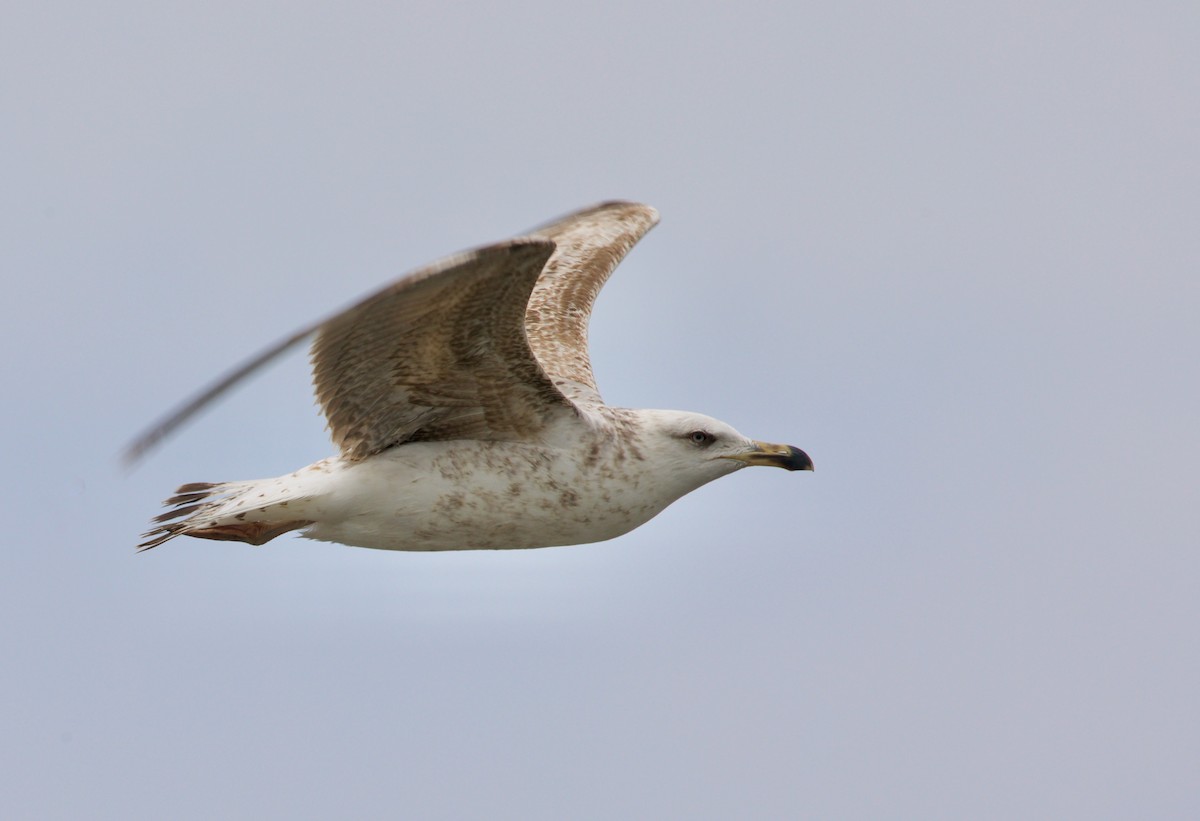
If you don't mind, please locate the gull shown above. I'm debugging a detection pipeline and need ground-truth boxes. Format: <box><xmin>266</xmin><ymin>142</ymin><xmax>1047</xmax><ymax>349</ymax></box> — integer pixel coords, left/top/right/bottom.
<box><xmin>129</xmin><ymin>201</ymin><xmax>812</xmax><ymax>552</ymax></box>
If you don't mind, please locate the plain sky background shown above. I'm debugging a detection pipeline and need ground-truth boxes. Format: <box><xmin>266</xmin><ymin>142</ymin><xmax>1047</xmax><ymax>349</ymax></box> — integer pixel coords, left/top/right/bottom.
<box><xmin>3</xmin><ymin>2</ymin><xmax>1198</xmax><ymax>818</ymax></box>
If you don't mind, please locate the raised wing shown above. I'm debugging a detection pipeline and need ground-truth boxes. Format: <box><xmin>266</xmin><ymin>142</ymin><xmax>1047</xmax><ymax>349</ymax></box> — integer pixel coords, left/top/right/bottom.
<box><xmin>524</xmin><ymin>201</ymin><xmax>659</xmax><ymax>406</ymax></box>
<box><xmin>124</xmin><ymin>201</ymin><xmax>661</xmax><ymax>465</ymax></box>
<box><xmin>311</xmin><ymin>239</ymin><xmax>571</xmax><ymax>459</ymax></box>
<box><xmin>124</xmin><ymin>238</ymin><xmax>573</xmax><ymax>464</ymax></box>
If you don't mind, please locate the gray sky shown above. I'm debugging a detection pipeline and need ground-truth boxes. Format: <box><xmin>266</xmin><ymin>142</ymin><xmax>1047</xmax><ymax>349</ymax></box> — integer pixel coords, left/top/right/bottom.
<box><xmin>3</xmin><ymin>2</ymin><xmax>1198</xmax><ymax>818</ymax></box>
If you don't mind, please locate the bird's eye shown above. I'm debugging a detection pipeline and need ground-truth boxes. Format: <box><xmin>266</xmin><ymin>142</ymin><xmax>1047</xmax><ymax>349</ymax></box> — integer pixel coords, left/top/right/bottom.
<box><xmin>687</xmin><ymin>430</ymin><xmax>716</xmax><ymax>446</ymax></box>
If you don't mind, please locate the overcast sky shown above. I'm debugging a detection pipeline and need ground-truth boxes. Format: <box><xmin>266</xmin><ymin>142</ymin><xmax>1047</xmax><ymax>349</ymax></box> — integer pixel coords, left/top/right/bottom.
<box><xmin>3</xmin><ymin>2</ymin><xmax>1198</xmax><ymax>818</ymax></box>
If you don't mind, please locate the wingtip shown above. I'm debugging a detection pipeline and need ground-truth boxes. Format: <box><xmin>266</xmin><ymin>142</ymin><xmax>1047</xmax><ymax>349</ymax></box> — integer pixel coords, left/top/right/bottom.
<box><xmin>119</xmin><ymin>435</ymin><xmax>156</xmax><ymax>471</ymax></box>
<box><xmin>590</xmin><ymin>200</ymin><xmax>660</xmax><ymax>225</ymax></box>
<box><xmin>526</xmin><ymin>200</ymin><xmax>659</xmax><ymax>238</ymax></box>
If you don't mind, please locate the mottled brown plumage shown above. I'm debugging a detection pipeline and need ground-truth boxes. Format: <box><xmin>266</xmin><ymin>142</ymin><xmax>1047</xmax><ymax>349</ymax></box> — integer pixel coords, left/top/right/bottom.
<box><xmin>310</xmin><ymin>240</ymin><xmax>568</xmax><ymax>460</ymax></box>
<box><xmin>525</xmin><ymin>201</ymin><xmax>660</xmax><ymax>406</ymax></box>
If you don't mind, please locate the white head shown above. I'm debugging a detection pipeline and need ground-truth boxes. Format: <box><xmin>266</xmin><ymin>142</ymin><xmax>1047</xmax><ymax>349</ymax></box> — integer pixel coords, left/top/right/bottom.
<box><xmin>629</xmin><ymin>409</ymin><xmax>813</xmax><ymax>499</ymax></box>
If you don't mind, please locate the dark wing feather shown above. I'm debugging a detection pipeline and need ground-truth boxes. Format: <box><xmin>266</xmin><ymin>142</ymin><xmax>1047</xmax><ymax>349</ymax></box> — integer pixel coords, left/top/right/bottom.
<box><xmin>524</xmin><ymin>201</ymin><xmax>659</xmax><ymax>407</ymax></box>
<box><xmin>123</xmin><ymin>321</ymin><xmax>325</xmax><ymax>465</ymax></box>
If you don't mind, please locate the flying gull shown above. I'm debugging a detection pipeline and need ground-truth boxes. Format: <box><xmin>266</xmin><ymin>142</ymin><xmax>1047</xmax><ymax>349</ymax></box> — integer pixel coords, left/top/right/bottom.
<box><xmin>129</xmin><ymin>201</ymin><xmax>812</xmax><ymax>551</ymax></box>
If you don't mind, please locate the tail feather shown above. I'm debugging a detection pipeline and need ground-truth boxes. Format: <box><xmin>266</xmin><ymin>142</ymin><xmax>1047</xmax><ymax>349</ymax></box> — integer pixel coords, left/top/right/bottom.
<box><xmin>164</xmin><ymin>489</ymin><xmax>215</xmax><ymax>506</ymax></box>
<box><xmin>138</xmin><ymin>481</ymin><xmax>243</xmax><ymax>551</ymax></box>
<box><xmin>138</xmin><ymin>480</ymin><xmax>313</xmax><ymax>551</ymax></box>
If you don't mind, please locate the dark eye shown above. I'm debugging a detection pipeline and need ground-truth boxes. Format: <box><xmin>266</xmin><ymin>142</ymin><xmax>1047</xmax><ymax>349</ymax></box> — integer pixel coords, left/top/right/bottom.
<box><xmin>687</xmin><ymin>430</ymin><xmax>716</xmax><ymax>446</ymax></box>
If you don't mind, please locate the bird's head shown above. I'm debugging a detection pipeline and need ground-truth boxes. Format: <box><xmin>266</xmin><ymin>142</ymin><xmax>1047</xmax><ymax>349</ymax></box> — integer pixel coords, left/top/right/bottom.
<box><xmin>632</xmin><ymin>409</ymin><xmax>813</xmax><ymax>494</ymax></box>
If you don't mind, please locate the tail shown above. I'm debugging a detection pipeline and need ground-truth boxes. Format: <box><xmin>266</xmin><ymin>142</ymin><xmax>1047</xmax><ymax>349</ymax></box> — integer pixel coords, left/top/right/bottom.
<box><xmin>138</xmin><ymin>480</ymin><xmax>314</xmax><ymax>551</ymax></box>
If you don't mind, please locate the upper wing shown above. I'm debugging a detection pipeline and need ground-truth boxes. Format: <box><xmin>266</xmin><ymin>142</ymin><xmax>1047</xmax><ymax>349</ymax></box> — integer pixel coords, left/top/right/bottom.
<box><xmin>124</xmin><ymin>238</ymin><xmax>572</xmax><ymax>464</ymax></box>
<box><xmin>524</xmin><ymin>201</ymin><xmax>660</xmax><ymax>407</ymax></box>
<box><xmin>311</xmin><ymin>239</ymin><xmax>570</xmax><ymax>460</ymax></box>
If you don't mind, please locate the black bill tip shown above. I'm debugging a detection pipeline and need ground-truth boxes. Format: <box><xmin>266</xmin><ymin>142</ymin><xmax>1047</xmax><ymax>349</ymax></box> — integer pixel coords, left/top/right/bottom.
<box><xmin>783</xmin><ymin>446</ymin><xmax>814</xmax><ymax>472</ymax></box>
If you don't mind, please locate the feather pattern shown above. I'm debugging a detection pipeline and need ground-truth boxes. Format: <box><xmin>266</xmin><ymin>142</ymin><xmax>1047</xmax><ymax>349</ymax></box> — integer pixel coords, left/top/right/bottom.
<box><xmin>525</xmin><ymin>202</ymin><xmax>659</xmax><ymax>406</ymax></box>
<box><xmin>310</xmin><ymin>239</ymin><xmax>570</xmax><ymax>459</ymax></box>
